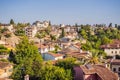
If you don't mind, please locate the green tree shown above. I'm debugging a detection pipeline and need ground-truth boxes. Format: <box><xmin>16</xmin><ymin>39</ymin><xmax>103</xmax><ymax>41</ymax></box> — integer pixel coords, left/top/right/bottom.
<box><xmin>115</xmin><ymin>24</ymin><xmax>118</xmax><ymax>28</ymax></box>
<box><xmin>0</xmin><ymin>45</ymin><xmax>8</xmax><ymax>54</ymax></box>
<box><xmin>9</xmin><ymin>50</ymin><xmax>15</xmax><ymax>62</ymax></box>
<box><xmin>108</xmin><ymin>23</ymin><xmax>112</xmax><ymax>27</ymax></box>
<box><xmin>4</xmin><ymin>33</ymin><xmax>11</xmax><ymax>38</ymax></box>
<box><xmin>60</xmin><ymin>28</ymin><xmax>65</xmax><ymax>38</ymax></box>
<box><xmin>14</xmin><ymin>29</ymin><xmax>25</xmax><ymax>36</ymax></box>
<box><xmin>55</xmin><ymin>57</ymin><xmax>76</xmax><ymax>70</ymax></box>
<box><xmin>54</xmin><ymin>45</ymin><xmax>61</xmax><ymax>53</ymax></box>
<box><xmin>81</xmin><ymin>41</ymin><xmax>92</xmax><ymax>50</ymax></box>
<box><xmin>12</xmin><ymin>36</ymin><xmax>43</xmax><ymax>80</ymax></box>
<box><xmin>40</xmin><ymin>63</ymin><xmax>72</xmax><ymax>80</ymax></box>
<box><xmin>79</xmin><ymin>29</ymin><xmax>87</xmax><ymax>39</ymax></box>
<box><xmin>118</xmin><ymin>25</ymin><xmax>120</xmax><ymax>30</ymax></box>
<box><xmin>0</xmin><ymin>28</ymin><xmax>8</xmax><ymax>33</ymax></box>
<box><xmin>86</xmin><ymin>51</ymin><xmax>100</xmax><ymax>64</ymax></box>
<box><xmin>50</xmin><ymin>34</ymin><xmax>56</xmax><ymax>41</ymax></box>
<box><xmin>101</xmin><ymin>36</ymin><xmax>112</xmax><ymax>45</ymax></box>
<box><xmin>10</xmin><ymin>19</ymin><xmax>14</xmax><ymax>25</ymax></box>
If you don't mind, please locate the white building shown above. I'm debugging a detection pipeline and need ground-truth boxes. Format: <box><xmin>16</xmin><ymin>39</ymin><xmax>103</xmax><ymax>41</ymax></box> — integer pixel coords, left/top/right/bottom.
<box><xmin>37</xmin><ymin>44</ymin><xmax>55</xmax><ymax>53</ymax></box>
<box><xmin>0</xmin><ymin>24</ymin><xmax>13</xmax><ymax>32</ymax></box>
<box><xmin>101</xmin><ymin>40</ymin><xmax>120</xmax><ymax>56</ymax></box>
<box><xmin>33</xmin><ymin>21</ymin><xmax>49</xmax><ymax>29</ymax></box>
<box><xmin>25</xmin><ymin>26</ymin><xmax>37</xmax><ymax>38</ymax></box>
<box><xmin>110</xmin><ymin>59</ymin><xmax>120</xmax><ymax>77</ymax></box>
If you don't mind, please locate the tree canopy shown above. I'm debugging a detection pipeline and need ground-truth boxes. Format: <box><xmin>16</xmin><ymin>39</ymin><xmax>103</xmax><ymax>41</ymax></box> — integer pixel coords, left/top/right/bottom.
<box><xmin>10</xmin><ymin>19</ymin><xmax>14</xmax><ymax>25</ymax></box>
<box><xmin>11</xmin><ymin>36</ymin><xmax>43</xmax><ymax>80</ymax></box>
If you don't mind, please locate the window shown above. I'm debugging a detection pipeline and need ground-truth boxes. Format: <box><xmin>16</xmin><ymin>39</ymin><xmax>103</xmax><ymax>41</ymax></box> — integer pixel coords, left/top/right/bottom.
<box><xmin>115</xmin><ymin>51</ymin><xmax>117</xmax><ymax>54</ymax></box>
<box><xmin>113</xmin><ymin>68</ymin><xmax>116</xmax><ymax>72</ymax></box>
<box><xmin>119</xmin><ymin>67</ymin><xmax>120</xmax><ymax>71</ymax></box>
<box><xmin>111</xmin><ymin>51</ymin><xmax>113</xmax><ymax>54</ymax></box>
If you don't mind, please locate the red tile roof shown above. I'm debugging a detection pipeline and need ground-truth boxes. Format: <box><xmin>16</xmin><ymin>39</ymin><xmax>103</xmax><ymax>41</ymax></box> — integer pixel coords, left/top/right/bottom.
<box><xmin>46</xmin><ymin>52</ymin><xmax>64</xmax><ymax>57</ymax></box>
<box><xmin>101</xmin><ymin>39</ymin><xmax>120</xmax><ymax>49</ymax></box>
<box><xmin>80</xmin><ymin>65</ymin><xmax>118</xmax><ymax>80</ymax></box>
<box><xmin>110</xmin><ymin>59</ymin><xmax>120</xmax><ymax>65</ymax></box>
<box><xmin>0</xmin><ymin>62</ymin><xmax>11</xmax><ymax>69</ymax></box>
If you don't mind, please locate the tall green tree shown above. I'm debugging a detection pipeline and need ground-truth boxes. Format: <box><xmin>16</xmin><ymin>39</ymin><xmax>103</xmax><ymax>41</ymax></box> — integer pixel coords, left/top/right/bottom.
<box><xmin>60</xmin><ymin>28</ymin><xmax>65</xmax><ymax>38</ymax></box>
<box><xmin>108</xmin><ymin>23</ymin><xmax>112</xmax><ymax>27</ymax></box>
<box><xmin>86</xmin><ymin>51</ymin><xmax>100</xmax><ymax>64</ymax></box>
<box><xmin>12</xmin><ymin>36</ymin><xmax>43</xmax><ymax>80</ymax></box>
<box><xmin>10</xmin><ymin>19</ymin><xmax>14</xmax><ymax>25</ymax></box>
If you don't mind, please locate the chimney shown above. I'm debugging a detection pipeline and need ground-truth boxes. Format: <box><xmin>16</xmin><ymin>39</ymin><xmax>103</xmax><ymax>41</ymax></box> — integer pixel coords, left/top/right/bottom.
<box><xmin>105</xmin><ymin>62</ymin><xmax>108</xmax><ymax>68</ymax></box>
<box><xmin>113</xmin><ymin>55</ymin><xmax>116</xmax><ymax>59</ymax></box>
<box><xmin>80</xmin><ymin>49</ymin><xmax>82</xmax><ymax>53</ymax></box>
<box><xmin>24</xmin><ymin>74</ymin><xmax>29</xmax><ymax>80</ymax></box>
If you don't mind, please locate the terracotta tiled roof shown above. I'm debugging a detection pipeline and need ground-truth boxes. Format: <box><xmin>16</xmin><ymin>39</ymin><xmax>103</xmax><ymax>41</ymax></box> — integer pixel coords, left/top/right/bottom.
<box><xmin>0</xmin><ymin>62</ymin><xmax>11</xmax><ymax>69</ymax></box>
<box><xmin>46</xmin><ymin>52</ymin><xmax>64</xmax><ymax>57</ymax></box>
<box><xmin>110</xmin><ymin>59</ymin><xmax>120</xmax><ymax>65</ymax></box>
<box><xmin>35</xmin><ymin>43</ymin><xmax>54</xmax><ymax>49</ymax></box>
<box><xmin>80</xmin><ymin>65</ymin><xmax>118</xmax><ymax>80</ymax></box>
<box><xmin>0</xmin><ymin>78</ymin><xmax>12</xmax><ymax>80</ymax></box>
<box><xmin>0</xmin><ymin>78</ymin><xmax>6</xmax><ymax>80</ymax></box>
<box><xmin>0</xmin><ymin>24</ymin><xmax>11</xmax><ymax>26</ymax></box>
<box><xmin>100</xmin><ymin>39</ymin><xmax>120</xmax><ymax>49</ymax></box>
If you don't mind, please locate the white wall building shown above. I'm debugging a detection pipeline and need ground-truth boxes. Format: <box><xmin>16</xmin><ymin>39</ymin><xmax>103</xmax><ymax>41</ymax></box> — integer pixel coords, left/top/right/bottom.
<box><xmin>101</xmin><ymin>40</ymin><xmax>120</xmax><ymax>56</ymax></box>
<box><xmin>0</xmin><ymin>24</ymin><xmax>13</xmax><ymax>32</ymax></box>
<box><xmin>33</xmin><ymin>21</ymin><xmax>49</xmax><ymax>28</ymax></box>
<box><xmin>25</xmin><ymin>26</ymin><xmax>37</xmax><ymax>38</ymax></box>
<box><xmin>38</xmin><ymin>44</ymin><xmax>55</xmax><ymax>54</ymax></box>
<box><xmin>104</xmin><ymin>48</ymin><xmax>120</xmax><ymax>56</ymax></box>
<box><xmin>110</xmin><ymin>59</ymin><xmax>120</xmax><ymax>77</ymax></box>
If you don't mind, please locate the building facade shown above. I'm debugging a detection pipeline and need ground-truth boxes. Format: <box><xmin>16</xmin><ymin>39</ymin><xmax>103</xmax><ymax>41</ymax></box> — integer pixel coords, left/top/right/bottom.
<box><xmin>25</xmin><ymin>26</ymin><xmax>37</xmax><ymax>38</ymax></box>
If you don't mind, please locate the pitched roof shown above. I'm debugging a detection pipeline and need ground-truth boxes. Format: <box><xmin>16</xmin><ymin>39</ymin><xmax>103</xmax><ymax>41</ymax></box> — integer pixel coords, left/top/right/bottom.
<box><xmin>101</xmin><ymin>39</ymin><xmax>120</xmax><ymax>49</ymax></box>
<box><xmin>35</xmin><ymin>43</ymin><xmax>54</xmax><ymax>49</ymax></box>
<box><xmin>110</xmin><ymin>59</ymin><xmax>120</xmax><ymax>65</ymax></box>
<box><xmin>80</xmin><ymin>64</ymin><xmax>118</xmax><ymax>80</ymax></box>
<box><xmin>46</xmin><ymin>52</ymin><xmax>64</xmax><ymax>57</ymax></box>
<box><xmin>0</xmin><ymin>62</ymin><xmax>11</xmax><ymax>69</ymax></box>
<box><xmin>0</xmin><ymin>78</ymin><xmax>12</xmax><ymax>80</ymax></box>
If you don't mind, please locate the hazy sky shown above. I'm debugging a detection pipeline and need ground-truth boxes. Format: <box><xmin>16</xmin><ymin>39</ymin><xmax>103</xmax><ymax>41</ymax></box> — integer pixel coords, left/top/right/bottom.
<box><xmin>0</xmin><ymin>0</ymin><xmax>120</xmax><ymax>25</ymax></box>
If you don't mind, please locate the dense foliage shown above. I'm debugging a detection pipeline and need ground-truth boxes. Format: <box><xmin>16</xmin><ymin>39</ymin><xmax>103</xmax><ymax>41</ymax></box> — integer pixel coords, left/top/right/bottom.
<box><xmin>0</xmin><ymin>45</ymin><xmax>8</xmax><ymax>54</ymax></box>
<box><xmin>40</xmin><ymin>63</ymin><xmax>72</xmax><ymax>80</ymax></box>
<box><xmin>78</xmin><ymin>25</ymin><xmax>120</xmax><ymax>57</ymax></box>
<box><xmin>11</xmin><ymin>37</ymin><xmax>73</xmax><ymax>80</ymax></box>
<box><xmin>11</xmin><ymin>37</ymin><xmax>43</xmax><ymax>80</ymax></box>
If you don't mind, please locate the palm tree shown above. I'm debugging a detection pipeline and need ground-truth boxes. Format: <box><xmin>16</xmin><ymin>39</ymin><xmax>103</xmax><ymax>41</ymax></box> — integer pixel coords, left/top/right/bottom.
<box><xmin>0</xmin><ymin>45</ymin><xmax>8</xmax><ymax>55</ymax></box>
<box><xmin>85</xmin><ymin>50</ymin><xmax>105</xmax><ymax>64</ymax></box>
<box><xmin>86</xmin><ymin>52</ymin><xmax>100</xmax><ymax>64</ymax></box>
